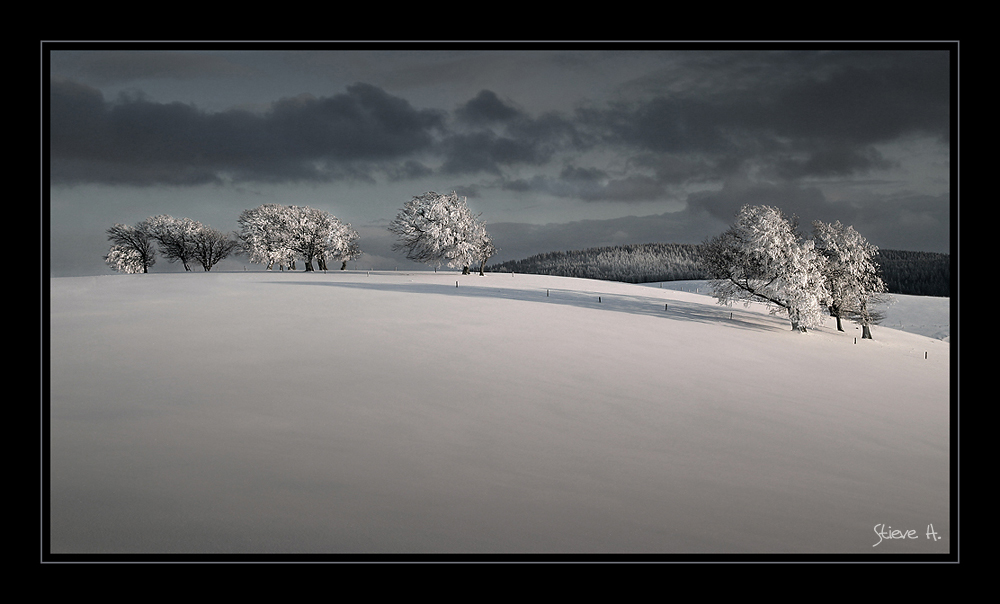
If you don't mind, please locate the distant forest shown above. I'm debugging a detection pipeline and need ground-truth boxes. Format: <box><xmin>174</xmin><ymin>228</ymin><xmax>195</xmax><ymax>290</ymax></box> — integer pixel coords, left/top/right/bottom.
<box><xmin>486</xmin><ymin>243</ymin><xmax>951</xmax><ymax>297</ymax></box>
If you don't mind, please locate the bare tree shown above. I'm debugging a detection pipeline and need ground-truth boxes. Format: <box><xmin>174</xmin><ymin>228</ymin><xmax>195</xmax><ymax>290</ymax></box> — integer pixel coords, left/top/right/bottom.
<box><xmin>191</xmin><ymin>226</ymin><xmax>238</xmax><ymax>271</ymax></box>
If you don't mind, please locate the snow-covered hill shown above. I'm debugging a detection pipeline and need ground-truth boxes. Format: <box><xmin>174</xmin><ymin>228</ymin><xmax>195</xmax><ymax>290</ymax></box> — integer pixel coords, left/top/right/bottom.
<box><xmin>47</xmin><ymin>271</ymin><xmax>952</xmax><ymax>555</ymax></box>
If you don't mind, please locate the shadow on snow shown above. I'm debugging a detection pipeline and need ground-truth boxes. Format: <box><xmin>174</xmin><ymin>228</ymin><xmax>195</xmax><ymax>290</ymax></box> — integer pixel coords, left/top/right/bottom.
<box><xmin>264</xmin><ymin>275</ymin><xmax>785</xmax><ymax>334</ymax></box>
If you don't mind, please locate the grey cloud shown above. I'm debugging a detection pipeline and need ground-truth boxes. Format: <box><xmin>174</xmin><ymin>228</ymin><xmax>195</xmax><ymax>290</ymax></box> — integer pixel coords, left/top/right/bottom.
<box><xmin>439</xmin><ymin>131</ymin><xmax>552</xmax><ymax>175</ymax></box>
<box><xmin>773</xmin><ymin>146</ymin><xmax>898</xmax><ymax>179</ymax></box>
<box><xmin>455</xmin><ymin>90</ymin><xmax>524</xmax><ymax>124</ymax></box>
<box><xmin>267</xmin><ymin>84</ymin><xmax>445</xmax><ymax>160</ymax></box>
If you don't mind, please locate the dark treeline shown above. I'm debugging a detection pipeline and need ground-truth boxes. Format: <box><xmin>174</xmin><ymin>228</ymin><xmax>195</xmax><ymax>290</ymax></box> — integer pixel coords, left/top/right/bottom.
<box><xmin>487</xmin><ymin>243</ymin><xmax>707</xmax><ymax>284</ymax></box>
<box><xmin>487</xmin><ymin>243</ymin><xmax>950</xmax><ymax>297</ymax></box>
<box><xmin>875</xmin><ymin>250</ymin><xmax>951</xmax><ymax>297</ymax></box>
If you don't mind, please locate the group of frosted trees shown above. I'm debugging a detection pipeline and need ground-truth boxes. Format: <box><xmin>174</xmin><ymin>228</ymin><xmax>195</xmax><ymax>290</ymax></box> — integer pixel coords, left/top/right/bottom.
<box><xmin>236</xmin><ymin>204</ymin><xmax>361</xmax><ymax>272</ymax></box>
<box><xmin>702</xmin><ymin>204</ymin><xmax>887</xmax><ymax>337</ymax></box>
<box><xmin>104</xmin><ymin>215</ymin><xmax>238</xmax><ymax>274</ymax></box>
<box><xmin>105</xmin><ymin>193</ymin><xmax>498</xmax><ymax>276</ymax></box>
<box><xmin>104</xmin><ymin>205</ymin><xmax>362</xmax><ymax>274</ymax></box>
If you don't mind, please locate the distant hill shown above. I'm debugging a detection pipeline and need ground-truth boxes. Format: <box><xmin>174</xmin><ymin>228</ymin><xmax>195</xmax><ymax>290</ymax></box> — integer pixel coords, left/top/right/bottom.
<box><xmin>487</xmin><ymin>243</ymin><xmax>950</xmax><ymax>297</ymax></box>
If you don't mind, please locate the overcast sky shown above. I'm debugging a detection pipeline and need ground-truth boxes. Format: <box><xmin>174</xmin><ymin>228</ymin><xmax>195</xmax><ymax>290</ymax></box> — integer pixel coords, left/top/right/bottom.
<box><xmin>46</xmin><ymin>43</ymin><xmax>954</xmax><ymax>277</ymax></box>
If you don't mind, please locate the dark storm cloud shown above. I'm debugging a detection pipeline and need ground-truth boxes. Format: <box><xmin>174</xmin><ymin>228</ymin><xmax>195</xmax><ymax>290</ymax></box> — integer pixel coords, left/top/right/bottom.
<box><xmin>50</xmin><ymin>51</ymin><xmax>948</xmax><ymax>193</ymax></box>
<box><xmin>573</xmin><ymin>49</ymin><xmax>949</xmax><ymax>182</ymax></box>
<box><xmin>761</xmin><ymin>51</ymin><xmax>950</xmax><ymax>146</ymax></box>
<box><xmin>50</xmin><ymin>79</ymin><xmax>446</xmax><ymax>185</ymax></box>
<box><xmin>440</xmin><ymin>90</ymin><xmax>583</xmax><ymax>176</ymax></box>
<box><xmin>455</xmin><ymin>90</ymin><xmax>525</xmax><ymax>124</ymax></box>
<box><xmin>438</xmin><ymin>131</ymin><xmax>549</xmax><ymax>175</ymax></box>
<box><xmin>430</xmin><ymin>50</ymin><xmax>950</xmax><ymax>207</ymax></box>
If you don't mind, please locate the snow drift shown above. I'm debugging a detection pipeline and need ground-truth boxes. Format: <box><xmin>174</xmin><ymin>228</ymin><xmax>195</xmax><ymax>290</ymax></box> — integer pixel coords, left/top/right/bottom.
<box><xmin>47</xmin><ymin>271</ymin><xmax>951</xmax><ymax>555</ymax></box>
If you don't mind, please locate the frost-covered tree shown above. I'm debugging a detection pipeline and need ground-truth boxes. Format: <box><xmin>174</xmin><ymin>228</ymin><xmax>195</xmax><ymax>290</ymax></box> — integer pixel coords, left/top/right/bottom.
<box><xmin>191</xmin><ymin>226</ymin><xmax>239</xmax><ymax>271</ymax></box>
<box><xmin>237</xmin><ymin>204</ymin><xmax>296</xmax><ymax>270</ymax></box>
<box><xmin>471</xmin><ymin>220</ymin><xmax>498</xmax><ymax>276</ymax></box>
<box><xmin>104</xmin><ymin>220</ymin><xmax>156</xmax><ymax>274</ymax></box>
<box><xmin>103</xmin><ymin>244</ymin><xmax>148</xmax><ymax>274</ymax></box>
<box><xmin>147</xmin><ymin>215</ymin><xmax>202</xmax><ymax>271</ymax></box>
<box><xmin>388</xmin><ymin>191</ymin><xmax>497</xmax><ymax>275</ymax></box>
<box><xmin>812</xmin><ymin>220</ymin><xmax>888</xmax><ymax>338</ymax></box>
<box><xmin>319</xmin><ymin>218</ymin><xmax>362</xmax><ymax>270</ymax></box>
<box><xmin>702</xmin><ymin>205</ymin><xmax>828</xmax><ymax>332</ymax></box>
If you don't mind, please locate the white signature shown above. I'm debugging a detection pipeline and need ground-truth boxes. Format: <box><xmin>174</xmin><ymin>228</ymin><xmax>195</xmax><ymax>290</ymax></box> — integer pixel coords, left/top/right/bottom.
<box><xmin>873</xmin><ymin>523</ymin><xmax>942</xmax><ymax>547</ymax></box>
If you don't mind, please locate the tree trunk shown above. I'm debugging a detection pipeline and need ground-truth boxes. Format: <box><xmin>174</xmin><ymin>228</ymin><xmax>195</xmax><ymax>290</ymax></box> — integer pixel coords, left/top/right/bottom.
<box><xmin>862</xmin><ymin>323</ymin><xmax>873</xmax><ymax>339</ymax></box>
<box><xmin>462</xmin><ymin>266</ymin><xmax>470</xmax><ymax>275</ymax></box>
<box><xmin>829</xmin><ymin>304</ymin><xmax>844</xmax><ymax>331</ymax></box>
<box><xmin>479</xmin><ymin>259</ymin><xmax>486</xmax><ymax>276</ymax></box>
<box><xmin>789</xmin><ymin>309</ymin><xmax>807</xmax><ymax>332</ymax></box>
<box><xmin>340</xmin><ymin>261</ymin><xmax>348</xmax><ymax>270</ymax></box>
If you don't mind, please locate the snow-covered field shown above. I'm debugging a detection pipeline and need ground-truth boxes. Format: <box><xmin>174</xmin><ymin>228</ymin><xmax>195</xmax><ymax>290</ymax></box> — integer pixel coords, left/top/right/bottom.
<box><xmin>47</xmin><ymin>271</ymin><xmax>952</xmax><ymax>555</ymax></box>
